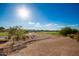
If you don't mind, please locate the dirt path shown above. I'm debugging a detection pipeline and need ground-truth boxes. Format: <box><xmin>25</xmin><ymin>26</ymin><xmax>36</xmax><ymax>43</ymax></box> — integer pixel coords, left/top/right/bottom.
<box><xmin>9</xmin><ymin>35</ymin><xmax>79</xmax><ymax>56</ymax></box>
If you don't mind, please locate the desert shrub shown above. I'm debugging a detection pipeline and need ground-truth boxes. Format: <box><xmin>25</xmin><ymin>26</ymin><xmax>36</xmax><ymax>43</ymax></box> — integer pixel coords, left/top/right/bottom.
<box><xmin>60</xmin><ymin>27</ymin><xmax>79</xmax><ymax>41</ymax></box>
<box><xmin>0</xmin><ymin>27</ymin><xmax>5</xmax><ymax>32</ymax></box>
<box><xmin>22</xmin><ymin>35</ymin><xmax>26</xmax><ymax>41</ymax></box>
<box><xmin>72</xmin><ymin>29</ymin><xmax>78</xmax><ymax>34</ymax></box>
<box><xmin>59</xmin><ymin>27</ymin><xmax>72</xmax><ymax>36</ymax></box>
<box><xmin>68</xmin><ymin>34</ymin><xmax>74</xmax><ymax>39</ymax></box>
<box><xmin>74</xmin><ymin>33</ymin><xmax>79</xmax><ymax>41</ymax></box>
<box><xmin>8</xmin><ymin>35</ymin><xmax>11</xmax><ymax>39</ymax></box>
<box><xmin>8</xmin><ymin>26</ymin><xmax>28</xmax><ymax>41</ymax></box>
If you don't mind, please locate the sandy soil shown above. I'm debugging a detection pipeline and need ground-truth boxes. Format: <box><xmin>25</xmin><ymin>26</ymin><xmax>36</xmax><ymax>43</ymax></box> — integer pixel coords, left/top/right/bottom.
<box><xmin>9</xmin><ymin>34</ymin><xmax>79</xmax><ymax>56</ymax></box>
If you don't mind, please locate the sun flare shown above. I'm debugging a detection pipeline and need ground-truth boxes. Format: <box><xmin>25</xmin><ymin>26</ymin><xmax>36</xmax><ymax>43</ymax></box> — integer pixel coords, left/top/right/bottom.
<box><xmin>17</xmin><ymin>6</ymin><xmax>30</xmax><ymax>20</ymax></box>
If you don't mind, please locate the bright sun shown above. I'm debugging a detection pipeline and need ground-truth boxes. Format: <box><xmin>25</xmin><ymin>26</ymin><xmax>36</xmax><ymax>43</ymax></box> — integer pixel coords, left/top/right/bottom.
<box><xmin>17</xmin><ymin>6</ymin><xmax>30</xmax><ymax>20</ymax></box>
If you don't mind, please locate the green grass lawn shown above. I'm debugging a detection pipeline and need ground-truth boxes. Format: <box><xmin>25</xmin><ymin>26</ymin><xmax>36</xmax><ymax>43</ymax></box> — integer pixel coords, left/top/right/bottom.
<box><xmin>0</xmin><ymin>32</ymin><xmax>9</xmax><ymax>42</ymax></box>
<box><xmin>44</xmin><ymin>32</ymin><xmax>60</xmax><ymax>35</ymax></box>
<box><xmin>0</xmin><ymin>32</ymin><xmax>8</xmax><ymax>36</ymax></box>
<box><xmin>36</xmin><ymin>31</ymin><xmax>60</xmax><ymax>36</ymax></box>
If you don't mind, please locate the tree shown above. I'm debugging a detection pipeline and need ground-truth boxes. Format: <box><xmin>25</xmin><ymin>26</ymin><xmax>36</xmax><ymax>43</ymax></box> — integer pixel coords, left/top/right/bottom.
<box><xmin>59</xmin><ymin>27</ymin><xmax>72</xmax><ymax>36</ymax></box>
<box><xmin>8</xmin><ymin>26</ymin><xmax>28</xmax><ymax>40</ymax></box>
<box><xmin>0</xmin><ymin>27</ymin><xmax>5</xmax><ymax>32</ymax></box>
<box><xmin>72</xmin><ymin>29</ymin><xmax>78</xmax><ymax>34</ymax></box>
<box><xmin>8</xmin><ymin>26</ymin><xmax>28</xmax><ymax>47</ymax></box>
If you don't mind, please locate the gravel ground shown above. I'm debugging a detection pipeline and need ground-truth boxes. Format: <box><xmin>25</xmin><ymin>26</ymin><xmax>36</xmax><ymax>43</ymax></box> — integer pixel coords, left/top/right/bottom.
<box><xmin>9</xmin><ymin>35</ymin><xmax>79</xmax><ymax>56</ymax></box>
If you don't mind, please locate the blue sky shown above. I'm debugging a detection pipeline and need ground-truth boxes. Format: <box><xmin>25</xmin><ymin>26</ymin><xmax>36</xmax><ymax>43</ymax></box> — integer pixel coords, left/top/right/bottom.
<box><xmin>0</xmin><ymin>3</ymin><xmax>79</xmax><ymax>30</ymax></box>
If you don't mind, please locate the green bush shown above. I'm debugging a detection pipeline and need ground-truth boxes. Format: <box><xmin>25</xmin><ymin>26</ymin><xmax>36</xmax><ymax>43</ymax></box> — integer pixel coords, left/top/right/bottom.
<box><xmin>59</xmin><ymin>27</ymin><xmax>72</xmax><ymax>36</ymax></box>
<box><xmin>8</xmin><ymin>26</ymin><xmax>28</xmax><ymax>41</ymax></box>
<box><xmin>72</xmin><ymin>29</ymin><xmax>78</xmax><ymax>34</ymax></box>
<box><xmin>0</xmin><ymin>27</ymin><xmax>5</xmax><ymax>32</ymax></box>
<box><xmin>60</xmin><ymin>27</ymin><xmax>79</xmax><ymax>42</ymax></box>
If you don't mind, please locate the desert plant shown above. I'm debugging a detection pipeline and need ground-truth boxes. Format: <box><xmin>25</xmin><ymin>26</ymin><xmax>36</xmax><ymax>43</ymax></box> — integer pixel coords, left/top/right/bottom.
<box><xmin>0</xmin><ymin>27</ymin><xmax>5</xmax><ymax>32</ymax></box>
<box><xmin>8</xmin><ymin>26</ymin><xmax>28</xmax><ymax>41</ymax></box>
<box><xmin>72</xmin><ymin>29</ymin><xmax>78</xmax><ymax>34</ymax></box>
<box><xmin>59</xmin><ymin>27</ymin><xmax>72</xmax><ymax>36</ymax></box>
<box><xmin>74</xmin><ymin>33</ymin><xmax>79</xmax><ymax>41</ymax></box>
<box><xmin>68</xmin><ymin>34</ymin><xmax>74</xmax><ymax>39</ymax></box>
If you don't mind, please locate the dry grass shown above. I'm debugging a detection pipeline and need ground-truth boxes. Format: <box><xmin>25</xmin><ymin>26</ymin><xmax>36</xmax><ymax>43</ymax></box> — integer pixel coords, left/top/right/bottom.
<box><xmin>0</xmin><ymin>32</ymin><xmax>8</xmax><ymax>36</ymax></box>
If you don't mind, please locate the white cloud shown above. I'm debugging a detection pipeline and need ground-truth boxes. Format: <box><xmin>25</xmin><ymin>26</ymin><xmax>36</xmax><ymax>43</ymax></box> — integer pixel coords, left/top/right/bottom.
<box><xmin>43</xmin><ymin>23</ymin><xmax>64</xmax><ymax>30</ymax></box>
<box><xmin>45</xmin><ymin>24</ymin><xmax>52</xmax><ymax>27</ymax></box>
<box><xmin>27</xmin><ymin>22</ymin><xmax>79</xmax><ymax>30</ymax></box>
<box><xmin>68</xmin><ymin>24</ymin><xmax>79</xmax><ymax>27</ymax></box>
<box><xmin>28</xmin><ymin>22</ymin><xmax>35</xmax><ymax>25</ymax></box>
<box><xmin>45</xmin><ymin>23</ymin><xmax>58</xmax><ymax>27</ymax></box>
<box><xmin>71</xmin><ymin>25</ymin><xmax>75</xmax><ymax>27</ymax></box>
<box><xmin>75</xmin><ymin>24</ymin><xmax>78</xmax><ymax>26</ymax></box>
<box><xmin>35</xmin><ymin>23</ymin><xmax>42</xmax><ymax>27</ymax></box>
<box><xmin>54</xmin><ymin>24</ymin><xmax>58</xmax><ymax>26</ymax></box>
<box><xmin>58</xmin><ymin>25</ymin><xmax>65</xmax><ymax>28</ymax></box>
